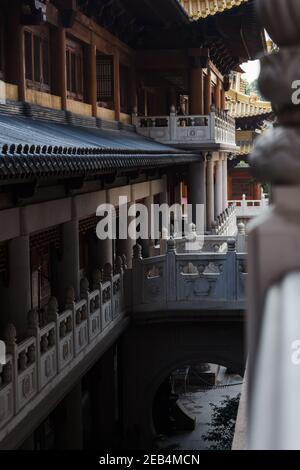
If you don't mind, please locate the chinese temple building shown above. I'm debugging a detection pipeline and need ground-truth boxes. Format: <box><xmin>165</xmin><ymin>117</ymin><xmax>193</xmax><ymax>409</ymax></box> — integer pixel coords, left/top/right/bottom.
<box><xmin>0</xmin><ymin>0</ymin><xmax>266</xmax><ymax>450</ymax></box>
<box><xmin>226</xmin><ymin>71</ymin><xmax>273</xmax><ymax>202</ymax></box>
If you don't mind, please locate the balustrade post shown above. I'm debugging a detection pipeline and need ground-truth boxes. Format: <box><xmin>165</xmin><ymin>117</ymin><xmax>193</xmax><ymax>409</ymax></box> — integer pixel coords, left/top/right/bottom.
<box><xmin>132</xmin><ymin>244</ymin><xmax>143</xmax><ymax>307</ymax></box>
<box><xmin>92</xmin><ymin>268</ymin><xmax>103</xmax><ymax>291</ymax></box>
<box><xmin>4</xmin><ymin>324</ymin><xmax>17</xmax><ymax>413</ymax></box>
<box><xmin>166</xmin><ymin>238</ymin><xmax>176</xmax><ymax>303</ymax></box>
<box><xmin>236</xmin><ymin>222</ymin><xmax>246</xmax><ymax>253</ymax></box>
<box><xmin>226</xmin><ymin>239</ymin><xmax>237</xmax><ymax>302</ymax></box>
<box><xmin>27</xmin><ymin>309</ymin><xmax>42</xmax><ymax>392</ymax></box>
<box><xmin>65</xmin><ymin>286</ymin><xmax>77</xmax><ymax>357</ymax></box>
<box><xmin>170</xmin><ymin>106</ymin><xmax>177</xmax><ymax>141</ymax></box>
<box><xmin>132</xmin><ymin>108</ymin><xmax>138</xmax><ymax>127</ymax></box>
<box><xmin>210</xmin><ymin>112</ymin><xmax>216</xmax><ymax>140</ymax></box>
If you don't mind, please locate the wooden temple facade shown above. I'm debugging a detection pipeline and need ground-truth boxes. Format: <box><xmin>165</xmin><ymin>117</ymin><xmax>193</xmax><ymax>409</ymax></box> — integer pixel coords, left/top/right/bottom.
<box><xmin>226</xmin><ymin>71</ymin><xmax>273</xmax><ymax>200</ymax></box>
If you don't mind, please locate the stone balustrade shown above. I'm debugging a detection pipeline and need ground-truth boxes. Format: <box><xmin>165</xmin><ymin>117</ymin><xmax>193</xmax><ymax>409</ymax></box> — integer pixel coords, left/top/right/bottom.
<box><xmin>133</xmin><ymin>110</ymin><xmax>236</xmax><ymax>149</ymax></box>
<box><xmin>211</xmin><ymin>205</ymin><xmax>237</xmax><ymax>236</ymax></box>
<box><xmin>228</xmin><ymin>194</ymin><xmax>269</xmax><ymax>218</ymax></box>
<box><xmin>0</xmin><ymin>262</ymin><xmax>126</xmax><ymax>437</ymax></box>
<box><xmin>131</xmin><ymin>239</ymin><xmax>246</xmax><ymax>313</ymax></box>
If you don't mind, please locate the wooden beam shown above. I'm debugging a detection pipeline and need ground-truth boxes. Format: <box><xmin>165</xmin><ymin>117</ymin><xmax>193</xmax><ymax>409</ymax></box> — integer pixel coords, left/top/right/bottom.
<box><xmin>17</xmin><ymin>24</ymin><xmax>26</xmax><ymax>102</ymax></box>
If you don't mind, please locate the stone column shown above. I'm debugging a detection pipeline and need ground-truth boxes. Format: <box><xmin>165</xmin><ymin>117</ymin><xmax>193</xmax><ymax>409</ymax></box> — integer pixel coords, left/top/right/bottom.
<box><xmin>59</xmin><ymin>220</ymin><xmax>80</xmax><ymax>302</ymax></box>
<box><xmin>54</xmin><ymin>382</ymin><xmax>83</xmax><ymax>450</ymax></box>
<box><xmin>174</xmin><ymin>182</ymin><xmax>182</xmax><ymax>205</ymax></box>
<box><xmin>222</xmin><ymin>156</ymin><xmax>228</xmax><ymax>211</ymax></box>
<box><xmin>188</xmin><ymin>158</ymin><xmax>206</xmax><ymax>230</ymax></box>
<box><xmin>206</xmin><ymin>157</ymin><xmax>215</xmax><ymax>229</ymax></box>
<box><xmin>215</xmin><ymin>157</ymin><xmax>223</xmax><ymax>217</ymax></box>
<box><xmin>161</xmin><ymin>175</ymin><xmax>169</xmax><ymax>205</ymax></box>
<box><xmin>140</xmin><ymin>195</ymin><xmax>154</xmax><ymax>258</ymax></box>
<box><xmin>118</xmin><ymin>203</ymin><xmax>135</xmax><ymax>268</ymax></box>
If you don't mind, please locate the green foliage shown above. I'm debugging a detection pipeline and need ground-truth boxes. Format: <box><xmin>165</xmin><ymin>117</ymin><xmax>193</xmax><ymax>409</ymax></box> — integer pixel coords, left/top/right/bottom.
<box><xmin>202</xmin><ymin>394</ymin><xmax>240</xmax><ymax>450</ymax></box>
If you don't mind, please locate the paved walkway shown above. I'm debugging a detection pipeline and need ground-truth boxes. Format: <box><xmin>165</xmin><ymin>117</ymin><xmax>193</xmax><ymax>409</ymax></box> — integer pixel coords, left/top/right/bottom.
<box><xmin>159</xmin><ymin>366</ymin><xmax>242</xmax><ymax>450</ymax></box>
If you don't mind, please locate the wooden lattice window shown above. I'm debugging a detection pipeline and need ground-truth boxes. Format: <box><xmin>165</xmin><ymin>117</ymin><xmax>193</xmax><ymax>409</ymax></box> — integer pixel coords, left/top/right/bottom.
<box><xmin>96</xmin><ymin>53</ymin><xmax>114</xmax><ymax>107</ymax></box>
<box><xmin>24</xmin><ymin>27</ymin><xmax>50</xmax><ymax>91</ymax></box>
<box><xmin>66</xmin><ymin>38</ymin><xmax>84</xmax><ymax>101</ymax></box>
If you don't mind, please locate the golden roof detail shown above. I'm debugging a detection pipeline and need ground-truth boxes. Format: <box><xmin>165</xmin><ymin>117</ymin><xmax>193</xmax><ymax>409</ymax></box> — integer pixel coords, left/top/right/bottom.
<box><xmin>179</xmin><ymin>0</ymin><xmax>249</xmax><ymax>20</ymax></box>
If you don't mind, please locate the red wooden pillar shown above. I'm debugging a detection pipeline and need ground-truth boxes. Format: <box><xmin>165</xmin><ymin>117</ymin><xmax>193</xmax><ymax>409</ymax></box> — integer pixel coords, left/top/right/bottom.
<box><xmin>190</xmin><ymin>66</ymin><xmax>204</xmax><ymax>115</ymax></box>
<box><xmin>204</xmin><ymin>67</ymin><xmax>212</xmax><ymax>114</ymax></box>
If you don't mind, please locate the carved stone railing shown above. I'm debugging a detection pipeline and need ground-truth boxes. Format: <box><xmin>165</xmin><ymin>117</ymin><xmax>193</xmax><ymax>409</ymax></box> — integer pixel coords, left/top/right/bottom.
<box><xmin>0</xmin><ymin>262</ymin><xmax>126</xmax><ymax>437</ymax></box>
<box><xmin>228</xmin><ymin>194</ymin><xmax>269</xmax><ymax>218</ymax></box>
<box><xmin>131</xmin><ymin>239</ymin><xmax>246</xmax><ymax>313</ymax></box>
<box><xmin>133</xmin><ymin>110</ymin><xmax>236</xmax><ymax>148</ymax></box>
<box><xmin>0</xmin><ymin>352</ymin><xmax>13</xmax><ymax>428</ymax></box>
<box><xmin>211</xmin><ymin>205</ymin><xmax>237</xmax><ymax>236</ymax></box>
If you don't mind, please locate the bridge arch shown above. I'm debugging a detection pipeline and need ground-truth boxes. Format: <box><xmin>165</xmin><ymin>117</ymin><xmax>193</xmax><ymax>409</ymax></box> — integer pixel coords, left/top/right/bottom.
<box><xmin>121</xmin><ymin>313</ymin><xmax>245</xmax><ymax>449</ymax></box>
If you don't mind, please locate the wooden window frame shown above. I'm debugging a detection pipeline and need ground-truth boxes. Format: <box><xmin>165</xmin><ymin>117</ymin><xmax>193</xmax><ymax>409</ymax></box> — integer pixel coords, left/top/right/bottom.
<box><xmin>96</xmin><ymin>52</ymin><xmax>114</xmax><ymax>110</ymax></box>
<box><xmin>24</xmin><ymin>26</ymin><xmax>50</xmax><ymax>93</ymax></box>
<box><xmin>66</xmin><ymin>37</ymin><xmax>84</xmax><ymax>102</ymax></box>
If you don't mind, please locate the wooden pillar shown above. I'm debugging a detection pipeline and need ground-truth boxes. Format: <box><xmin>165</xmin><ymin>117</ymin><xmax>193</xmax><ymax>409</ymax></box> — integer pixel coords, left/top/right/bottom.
<box><xmin>5</xmin><ymin>1</ymin><xmax>25</xmax><ymax>101</ymax></box>
<box><xmin>206</xmin><ymin>157</ymin><xmax>215</xmax><ymax>229</ymax></box>
<box><xmin>215</xmin><ymin>79</ymin><xmax>221</xmax><ymax>110</ymax></box>
<box><xmin>204</xmin><ymin>67</ymin><xmax>212</xmax><ymax>114</ymax></box>
<box><xmin>130</xmin><ymin>64</ymin><xmax>138</xmax><ymax>114</ymax></box>
<box><xmin>87</xmin><ymin>41</ymin><xmax>97</xmax><ymax>117</ymax></box>
<box><xmin>17</xmin><ymin>23</ymin><xmax>26</xmax><ymax>102</ymax></box>
<box><xmin>190</xmin><ymin>67</ymin><xmax>204</xmax><ymax>115</ymax></box>
<box><xmin>221</xmin><ymin>87</ymin><xmax>226</xmax><ymax>110</ymax></box>
<box><xmin>113</xmin><ymin>50</ymin><xmax>121</xmax><ymax>121</ymax></box>
<box><xmin>57</xmin><ymin>27</ymin><xmax>67</xmax><ymax>111</ymax></box>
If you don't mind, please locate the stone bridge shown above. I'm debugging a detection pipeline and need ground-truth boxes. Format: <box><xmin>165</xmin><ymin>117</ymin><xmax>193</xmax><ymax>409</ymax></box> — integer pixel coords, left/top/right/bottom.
<box><xmin>121</xmin><ymin>237</ymin><xmax>246</xmax><ymax>448</ymax></box>
<box><xmin>130</xmin><ymin>237</ymin><xmax>246</xmax><ymax>314</ymax></box>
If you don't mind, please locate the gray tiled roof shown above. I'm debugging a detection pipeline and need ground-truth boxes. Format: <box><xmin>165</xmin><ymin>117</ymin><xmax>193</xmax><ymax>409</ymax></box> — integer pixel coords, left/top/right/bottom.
<box><xmin>0</xmin><ymin>113</ymin><xmax>200</xmax><ymax>180</ymax></box>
